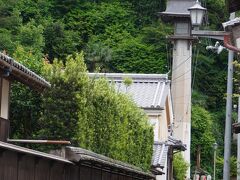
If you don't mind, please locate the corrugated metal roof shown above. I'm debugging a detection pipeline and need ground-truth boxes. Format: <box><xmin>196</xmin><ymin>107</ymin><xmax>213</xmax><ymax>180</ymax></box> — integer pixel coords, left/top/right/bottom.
<box><xmin>0</xmin><ymin>52</ymin><xmax>51</xmax><ymax>92</ymax></box>
<box><xmin>89</xmin><ymin>73</ymin><xmax>170</xmax><ymax>110</ymax></box>
<box><xmin>152</xmin><ymin>143</ymin><xmax>168</xmax><ymax>168</ymax></box>
<box><xmin>0</xmin><ymin>141</ymin><xmax>73</xmax><ymax>164</ymax></box>
<box><xmin>65</xmin><ymin>146</ymin><xmax>155</xmax><ymax>178</ymax></box>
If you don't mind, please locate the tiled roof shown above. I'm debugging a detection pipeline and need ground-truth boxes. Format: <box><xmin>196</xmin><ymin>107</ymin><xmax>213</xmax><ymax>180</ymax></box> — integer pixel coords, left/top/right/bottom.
<box><xmin>167</xmin><ymin>136</ymin><xmax>187</xmax><ymax>151</ymax></box>
<box><xmin>65</xmin><ymin>146</ymin><xmax>155</xmax><ymax>179</ymax></box>
<box><xmin>0</xmin><ymin>141</ymin><xmax>72</xmax><ymax>164</ymax></box>
<box><xmin>152</xmin><ymin>136</ymin><xmax>186</xmax><ymax>170</ymax></box>
<box><xmin>0</xmin><ymin>52</ymin><xmax>51</xmax><ymax>92</ymax></box>
<box><xmin>89</xmin><ymin>73</ymin><xmax>170</xmax><ymax>110</ymax></box>
<box><xmin>152</xmin><ymin>142</ymin><xmax>168</xmax><ymax>169</ymax></box>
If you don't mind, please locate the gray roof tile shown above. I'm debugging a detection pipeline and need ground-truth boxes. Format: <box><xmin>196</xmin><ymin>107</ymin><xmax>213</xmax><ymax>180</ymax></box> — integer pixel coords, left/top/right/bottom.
<box><xmin>0</xmin><ymin>141</ymin><xmax>72</xmax><ymax>164</ymax></box>
<box><xmin>65</xmin><ymin>146</ymin><xmax>155</xmax><ymax>178</ymax></box>
<box><xmin>89</xmin><ymin>73</ymin><xmax>170</xmax><ymax>110</ymax></box>
<box><xmin>152</xmin><ymin>136</ymin><xmax>186</xmax><ymax>169</ymax></box>
<box><xmin>152</xmin><ymin>143</ymin><xmax>168</xmax><ymax>168</ymax></box>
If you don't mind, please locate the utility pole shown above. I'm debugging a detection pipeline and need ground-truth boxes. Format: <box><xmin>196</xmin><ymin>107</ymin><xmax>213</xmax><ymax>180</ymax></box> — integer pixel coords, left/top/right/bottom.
<box><xmin>237</xmin><ymin>61</ymin><xmax>240</xmax><ymax>180</ymax></box>
<box><xmin>213</xmin><ymin>142</ymin><xmax>218</xmax><ymax>180</ymax></box>
<box><xmin>238</xmin><ymin>92</ymin><xmax>240</xmax><ymax>180</ymax></box>
<box><xmin>223</xmin><ymin>12</ymin><xmax>235</xmax><ymax>180</ymax></box>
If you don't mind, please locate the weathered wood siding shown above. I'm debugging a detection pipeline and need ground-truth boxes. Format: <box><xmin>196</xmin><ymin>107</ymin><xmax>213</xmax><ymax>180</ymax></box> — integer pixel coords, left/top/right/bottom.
<box><xmin>0</xmin><ymin>117</ymin><xmax>9</xmax><ymax>141</ymax></box>
<box><xmin>0</xmin><ymin>149</ymin><xmax>151</xmax><ymax>180</ymax></box>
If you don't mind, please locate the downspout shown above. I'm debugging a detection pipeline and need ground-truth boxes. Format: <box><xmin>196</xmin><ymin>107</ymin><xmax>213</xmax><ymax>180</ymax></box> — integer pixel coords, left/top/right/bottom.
<box><xmin>224</xmin><ymin>34</ymin><xmax>240</xmax><ymax>53</ymax></box>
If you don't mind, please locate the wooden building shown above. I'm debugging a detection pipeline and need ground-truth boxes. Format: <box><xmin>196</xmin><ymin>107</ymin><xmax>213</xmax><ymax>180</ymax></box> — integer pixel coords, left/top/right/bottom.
<box><xmin>0</xmin><ymin>52</ymin><xmax>50</xmax><ymax>142</ymax></box>
<box><xmin>0</xmin><ymin>53</ymin><xmax>155</xmax><ymax>180</ymax></box>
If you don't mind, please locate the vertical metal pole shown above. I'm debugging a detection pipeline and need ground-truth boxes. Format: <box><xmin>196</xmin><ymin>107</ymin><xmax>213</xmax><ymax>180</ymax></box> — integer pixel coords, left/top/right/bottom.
<box><xmin>237</xmin><ymin>96</ymin><xmax>240</xmax><ymax>180</ymax></box>
<box><xmin>214</xmin><ymin>148</ymin><xmax>216</xmax><ymax>180</ymax></box>
<box><xmin>223</xmin><ymin>11</ymin><xmax>235</xmax><ymax>178</ymax></box>
<box><xmin>223</xmin><ymin>48</ymin><xmax>234</xmax><ymax>180</ymax></box>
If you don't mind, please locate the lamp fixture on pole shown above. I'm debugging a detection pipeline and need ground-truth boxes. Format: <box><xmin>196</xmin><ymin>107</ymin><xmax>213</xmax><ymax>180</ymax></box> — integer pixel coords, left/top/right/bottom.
<box><xmin>188</xmin><ymin>0</ymin><xmax>206</xmax><ymax>27</ymax></box>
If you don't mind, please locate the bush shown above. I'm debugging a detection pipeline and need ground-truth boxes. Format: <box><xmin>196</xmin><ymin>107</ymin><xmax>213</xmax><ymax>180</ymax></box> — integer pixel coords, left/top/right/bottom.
<box><xmin>173</xmin><ymin>153</ymin><xmax>189</xmax><ymax>180</ymax></box>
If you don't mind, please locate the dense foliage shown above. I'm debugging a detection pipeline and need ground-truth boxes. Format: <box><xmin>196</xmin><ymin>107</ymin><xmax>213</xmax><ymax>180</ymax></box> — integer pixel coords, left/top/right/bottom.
<box><xmin>38</xmin><ymin>53</ymin><xmax>153</xmax><ymax>170</ymax></box>
<box><xmin>173</xmin><ymin>153</ymin><xmax>189</xmax><ymax>180</ymax></box>
<box><xmin>2</xmin><ymin>0</ymin><xmax>235</xmax><ymax>177</ymax></box>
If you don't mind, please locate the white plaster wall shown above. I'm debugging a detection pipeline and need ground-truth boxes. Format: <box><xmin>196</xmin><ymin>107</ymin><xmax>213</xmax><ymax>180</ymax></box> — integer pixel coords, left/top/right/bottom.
<box><xmin>1</xmin><ymin>78</ymin><xmax>10</xmax><ymax>119</ymax></box>
<box><xmin>149</xmin><ymin>117</ymin><xmax>160</xmax><ymax>142</ymax></box>
<box><xmin>159</xmin><ymin>109</ymin><xmax>168</xmax><ymax>141</ymax></box>
<box><xmin>145</xmin><ymin>109</ymin><xmax>169</xmax><ymax>142</ymax></box>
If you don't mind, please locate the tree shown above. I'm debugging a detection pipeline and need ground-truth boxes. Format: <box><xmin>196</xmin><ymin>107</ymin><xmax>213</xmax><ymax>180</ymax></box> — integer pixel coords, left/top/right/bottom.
<box><xmin>85</xmin><ymin>41</ymin><xmax>112</xmax><ymax>72</ymax></box>
<box><xmin>17</xmin><ymin>20</ymin><xmax>44</xmax><ymax>54</ymax></box>
<box><xmin>43</xmin><ymin>22</ymin><xmax>78</xmax><ymax>62</ymax></box>
<box><xmin>191</xmin><ymin>105</ymin><xmax>215</xmax><ymax>173</ymax></box>
<box><xmin>0</xmin><ymin>28</ymin><xmax>16</xmax><ymax>54</ymax></box>
<box><xmin>0</xmin><ymin>0</ymin><xmax>22</xmax><ymax>32</ymax></box>
<box><xmin>16</xmin><ymin>0</ymin><xmax>52</xmax><ymax>24</ymax></box>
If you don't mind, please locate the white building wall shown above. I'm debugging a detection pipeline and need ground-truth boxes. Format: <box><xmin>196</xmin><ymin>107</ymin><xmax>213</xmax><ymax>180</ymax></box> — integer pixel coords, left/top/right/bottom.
<box><xmin>159</xmin><ymin>109</ymin><xmax>168</xmax><ymax>141</ymax></box>
<box><xmin>1</xmin><ymin>78</ymin><xmax>10</xmax><ymax>119</ymax></box>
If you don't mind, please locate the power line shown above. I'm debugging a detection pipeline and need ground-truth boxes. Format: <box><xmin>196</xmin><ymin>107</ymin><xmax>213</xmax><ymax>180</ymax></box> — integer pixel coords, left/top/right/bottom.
<box><xmin>171</xmin><ymin>55</ymin><xmax>192</xmax><ymax>73</ymax></box>
<box><xmin>171</xmin><ymin>68</ymin><xmax>192</xmax><ymax>82</ymax></box>
<box><xmin>192</xmin><ymin>48</ymin><xmax>199</xmax><ymax>91</ymax></box>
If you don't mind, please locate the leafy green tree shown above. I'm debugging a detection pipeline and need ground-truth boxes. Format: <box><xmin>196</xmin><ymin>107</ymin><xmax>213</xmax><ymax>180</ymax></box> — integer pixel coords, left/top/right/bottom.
<box><xmin>127</xmin><ymin>0</ymin><xmax>166</xmax><ymax>25</ymax></box>
<box><xmin>191</xmin><ymin>105</ymin><xmax>215</xmax><ymax>173</ymax></box>
<box><xmin>0</xmin><ymin>28</ymin><xmax>16</xmax><ymax>54</ymax></box>
<box><xmin>17</xmin><ymin>20</ymin><xmax>44</xmax><ymax>53</ymax></box>
<box><xmin>64</xmin><ymin>2</ymin><xmax>135</xmax><ymax>46</ymax></box>
<box><xmin>112</xmin><ymin>36</ymin><xmax>167</xmax><ymax>73</ymax></box>
<box><xmin>0</xmin><ymin>0</ymin><xmax>22</xmax><ymax>32</ymax></box>
<box><xmin>43</xmin><ymin>22</ymin><xmax>78</xmax><ymax>62</ymax></box>
<box><xmin>85</xmin><ymin>41</ymin><xmax>112</xmax><ymax>72</ymax></box>
<box><xmin>16</xmin><ymin>0</ymin><xmax>52</xmax><ymax>24</ymax></box>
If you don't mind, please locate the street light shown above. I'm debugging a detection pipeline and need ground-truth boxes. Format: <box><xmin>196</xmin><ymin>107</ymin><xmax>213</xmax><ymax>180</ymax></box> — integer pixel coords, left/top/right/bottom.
<box><xmin>188</xmin><ymin>0</ymin><xmax>206</xmax><ymax>27</ymax></box>
<box><xmin>213</xmin><ymin>142</ymin><xmax>218</xmax><ymax>180</ymax></box>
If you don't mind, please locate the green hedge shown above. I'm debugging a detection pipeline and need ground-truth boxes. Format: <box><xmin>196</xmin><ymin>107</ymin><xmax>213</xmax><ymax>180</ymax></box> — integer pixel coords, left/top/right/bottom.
<box><xmin>39</xmin><ymin>53</ymin><xmax>153</xmax><ymax>170</ymax></box>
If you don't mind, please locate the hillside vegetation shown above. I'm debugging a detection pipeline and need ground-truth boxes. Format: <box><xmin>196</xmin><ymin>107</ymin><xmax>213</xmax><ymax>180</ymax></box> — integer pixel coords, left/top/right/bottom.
<box><xmin>1</xmin><ymin>0</ymin><xmax>235</xmax><ymax>177</ymax></box>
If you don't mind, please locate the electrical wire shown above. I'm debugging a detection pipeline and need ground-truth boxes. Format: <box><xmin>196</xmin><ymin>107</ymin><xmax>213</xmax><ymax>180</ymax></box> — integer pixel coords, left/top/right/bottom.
<box><xmin>171</xmin><ymin>68</ymin><xmax>192</xmax><ymax>82</ymax></box>
<box><xmin>171</xmin><ymin>55</ymin><xmax>192</xmax><ymax>73</ymax></box>
<box><xmin>166</xmin><ymin>44</ymin><xmax>170</xmax><ymax>71</ymax></box>
<box><xmin>192</xmin><ymin>48</ymin><xmax>199</xmax><ymax>92</ymax></box>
